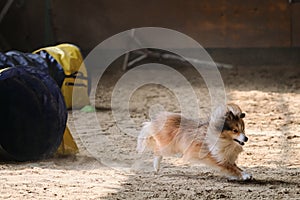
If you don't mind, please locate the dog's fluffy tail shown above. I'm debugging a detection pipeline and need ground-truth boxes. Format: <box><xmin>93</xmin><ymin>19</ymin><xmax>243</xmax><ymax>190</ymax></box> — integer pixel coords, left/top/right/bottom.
<box><xmin>136</xmin><ymin>122</ymin><xmax>152</xmax><ymax>153</ymax></box>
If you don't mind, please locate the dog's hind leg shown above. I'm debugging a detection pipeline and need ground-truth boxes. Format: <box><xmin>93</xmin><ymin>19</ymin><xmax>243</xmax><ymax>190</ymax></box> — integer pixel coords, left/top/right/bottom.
<box><xmin>153</xmin><ymin>155</ymin><xmax>163</xmax><ymax>173</ymax></box>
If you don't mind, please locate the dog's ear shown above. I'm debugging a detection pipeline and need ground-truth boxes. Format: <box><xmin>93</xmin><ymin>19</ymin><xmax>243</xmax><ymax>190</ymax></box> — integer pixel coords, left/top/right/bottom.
<box><xmin>225</xmin><ymin>111</ymin><xmax>235</xmax><ymax>120</ymax></box>
<box><xmin>240</xmin><ymin>113</ymin><xmax>246</xmax><ymax>118</ymax></box>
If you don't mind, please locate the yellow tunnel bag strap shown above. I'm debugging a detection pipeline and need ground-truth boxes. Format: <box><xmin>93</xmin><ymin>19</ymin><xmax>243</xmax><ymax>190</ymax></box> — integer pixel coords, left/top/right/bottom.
<box><xmin>61</xmin><ymin>77</ymin><xmax>89</xmax><ymax>109</ymax></box>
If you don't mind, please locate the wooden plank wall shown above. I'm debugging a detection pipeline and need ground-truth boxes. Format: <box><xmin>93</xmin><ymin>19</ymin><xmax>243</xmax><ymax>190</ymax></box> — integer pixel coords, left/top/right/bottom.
<box><xmin>0</xmin><ymin>0</ymin><xmax>45</xmax><ymax>51</ymax></box>
<box><xmin>0</xmin><ymin>0</ymin><xmax>299</xmax><ymax>51</ymax></box>
<box><xmin>292</xmin><ymin>3</ymin><xmax>300</xmax><ymax>46</ymax></box>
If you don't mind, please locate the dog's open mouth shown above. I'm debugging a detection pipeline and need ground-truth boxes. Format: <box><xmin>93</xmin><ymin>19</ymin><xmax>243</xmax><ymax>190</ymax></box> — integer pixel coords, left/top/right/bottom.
<box><xmin>233</xmin><ymin>139</ymin><xmax>245</xmax><ymax>146</ymax></box>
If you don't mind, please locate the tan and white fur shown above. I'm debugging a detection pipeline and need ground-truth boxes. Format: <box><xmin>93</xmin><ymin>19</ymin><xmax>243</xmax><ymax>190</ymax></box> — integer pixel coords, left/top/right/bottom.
<box><xmin>137</xmin><ymin>103</ymin><xmax>252</xmax><ymax>180</ymax></box>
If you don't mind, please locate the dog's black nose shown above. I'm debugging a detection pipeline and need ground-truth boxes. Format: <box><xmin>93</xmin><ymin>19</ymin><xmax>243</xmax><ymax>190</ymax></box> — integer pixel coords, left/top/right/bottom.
<box><xmin>244</xmin><ymin>136</ymin><xmax>248</xmax><ymax>142</ymax></box>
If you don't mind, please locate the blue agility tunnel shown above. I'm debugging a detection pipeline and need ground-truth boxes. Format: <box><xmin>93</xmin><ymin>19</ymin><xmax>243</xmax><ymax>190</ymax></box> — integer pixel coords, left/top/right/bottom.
<box><xmin>0</xmin><ymin>44</ymin><xmax>89</xmax><ymax>160</ymax></box>
<box><xmin>0</xmin><ymin>65</ymin><xmax>67</xmax><ymax>161</ymax></box>
<box><xmin>0</xmin><ymin>50</ymin><xmax>65</xmax><ymax>87</ymax></box>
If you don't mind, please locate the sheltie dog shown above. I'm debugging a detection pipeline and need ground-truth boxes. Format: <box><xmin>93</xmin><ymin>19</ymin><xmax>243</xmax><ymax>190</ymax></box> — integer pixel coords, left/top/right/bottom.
<box><xmin>137</xmin><ymin>103</ymin><xmax>252</xmax><ymax>180</ymax></box>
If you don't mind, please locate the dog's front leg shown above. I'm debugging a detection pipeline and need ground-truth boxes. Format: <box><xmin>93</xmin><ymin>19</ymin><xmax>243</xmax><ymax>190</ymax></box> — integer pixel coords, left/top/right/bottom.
<box><xmin>207</xmin><ymin>159</ymin><xmax>252</xmax><ymax>180</ymax></box>
<box><xmin>231</xmin><ymin>163</ymin><xmax>252</xmax><ymax>180</ymax></box>
<box><xmin>221</xmin><ymin>163</ymin><xmax>252</xmax><ymax>180</ymax></box>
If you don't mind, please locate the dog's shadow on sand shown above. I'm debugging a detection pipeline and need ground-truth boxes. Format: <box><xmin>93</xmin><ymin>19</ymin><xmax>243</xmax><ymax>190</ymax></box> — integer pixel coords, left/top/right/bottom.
<box><xmin>165</xmin><ymin>172</ymin><xmax>299</xmax><ymax>186</ymax></box>
<box><xmin>228</xmin><ymin>178</ymin><xmax>299</xmax><ymax>186</ymax></box>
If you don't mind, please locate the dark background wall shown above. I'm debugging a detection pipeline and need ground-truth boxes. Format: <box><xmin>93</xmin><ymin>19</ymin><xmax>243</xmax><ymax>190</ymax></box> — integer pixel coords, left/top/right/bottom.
<box><xmin>0</xmin><ymin>0</ymin><xmax>300</xmax><ymax>52</ymax></box>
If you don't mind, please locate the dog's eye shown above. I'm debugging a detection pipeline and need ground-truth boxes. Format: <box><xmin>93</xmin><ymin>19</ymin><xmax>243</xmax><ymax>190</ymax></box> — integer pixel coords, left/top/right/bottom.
<box><xmin>233</xmin><ymin>129</ymin><xmax>239</xmax><ymax>133</ymax></box>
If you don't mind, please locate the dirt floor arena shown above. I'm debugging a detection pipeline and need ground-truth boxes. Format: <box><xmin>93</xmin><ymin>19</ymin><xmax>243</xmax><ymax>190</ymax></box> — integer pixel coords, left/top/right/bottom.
<box><xmin>1</xmin><ymin>64</ymin><xmax>299</xmax><ymax>199</ymax></box>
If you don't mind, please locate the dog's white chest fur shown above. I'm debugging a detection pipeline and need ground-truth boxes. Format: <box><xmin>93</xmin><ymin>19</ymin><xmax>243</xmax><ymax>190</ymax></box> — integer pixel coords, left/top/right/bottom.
<box><xmin>208</xmin><ymin>138</ymin><xmax>243</xmax><ymax>164</ymax></box>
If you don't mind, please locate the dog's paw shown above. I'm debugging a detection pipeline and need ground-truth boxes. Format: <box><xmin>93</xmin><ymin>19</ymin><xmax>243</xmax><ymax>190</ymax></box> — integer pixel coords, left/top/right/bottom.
<box><xmin>241</xmin><ymin>171</ymin><xmax>252</xmax><ymax>180</ymax></box>
<box><xmin>227</xmin><ymin>172</ymin><xmax>252</xmax><ymax>181</ymax></box>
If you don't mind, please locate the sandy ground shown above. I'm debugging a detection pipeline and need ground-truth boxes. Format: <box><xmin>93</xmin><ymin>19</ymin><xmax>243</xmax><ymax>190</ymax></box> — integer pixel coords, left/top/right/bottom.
<box><xmin>1</xmin><ymin>63</ymin><xmax>299</xmax><ymax>199</ymax></box>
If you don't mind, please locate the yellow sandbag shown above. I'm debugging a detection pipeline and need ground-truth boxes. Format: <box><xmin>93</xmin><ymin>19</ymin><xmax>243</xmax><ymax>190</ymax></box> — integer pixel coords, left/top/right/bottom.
<box><xmin>56</xmin><ymin>126</ymin><xmax>79</xmax><ymax>155</ymax></box>
<box><xmin>33</xmin><ymin>43</ymin><xmax>89</xmax><ymax>109</ymax></box>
